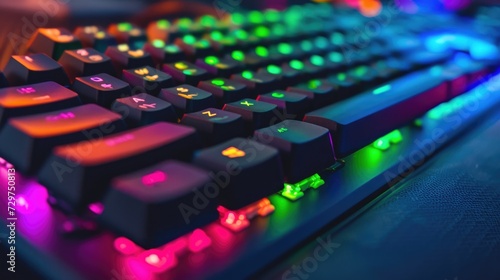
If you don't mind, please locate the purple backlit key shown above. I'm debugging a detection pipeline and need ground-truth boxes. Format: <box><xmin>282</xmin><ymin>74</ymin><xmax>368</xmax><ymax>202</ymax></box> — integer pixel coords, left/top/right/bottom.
<box><xmin>0</xmin><ymin>82</ymin><xmax>81</xmax><ymax>125</ymax></box>
<box><xmin>101</xmin><ymin>160</ymin><xmax>218</xmax><ymax>248</ymax></box>
<box><xmin>38</xmin><ymin>122</ymin><xmax>199</xmax><ymax>209</ymax></box>
<box><xmin>0</xmin><ymin>104</ymin><xmax>125</xmax><ymax>173</ymax></box>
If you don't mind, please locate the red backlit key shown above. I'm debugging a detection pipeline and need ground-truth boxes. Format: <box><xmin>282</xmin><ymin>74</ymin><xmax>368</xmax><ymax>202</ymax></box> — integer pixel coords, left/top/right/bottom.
<box><xmin>3</xmin><ymin>54</ymin><xmax>70</xmax><ymax>86</ymax></box>
<box><xmin>58</xmin><ymin>48</ymin><xmax>115</xmax><ymax>81</ymax></box>
<box><xmin>111</xmin><ymin>93</ymin><xmax>178</xmax><ymax>126</ymax></box>
<box><xmin>0</xmin><ymin>104</ymin><xmax>125</xmax><ymax>173</ymax></box>
<box><xmin>0</xmin><ymin>82</ymin><xmax>81</xmax><ymax>125</ymax></box>
<box><xmin>72</xmin><ymin>73</ymin><xmax>131</xmax><ymax>107</ymax></box>
<box><xmin>26</xmin><ymin>28</ymin><xmax>82</xmax><ymax>59</ymax></box>
<box><xmin>193</xmin><ymin>137</ymin><xmax>284</xmax><ymax>210</ymax></box>
<box><xmin>74</xmin><ymin>26</ymin><xmax>117</xmax><ymax>53</ymax></box>
<box><xmin>38</xmin><ymin>122</ymin><xmax>199</xmax><ymax>208</ymax></box>
<box><xmin>105</xmin><ymin>44</ymin><xmax>154</xmax><ymax>76</ymax></box>
<box><xmin>122</xmin><ymin>66</ymin><xmax>175</xmax><ymax>96</ymax></box>
<box><xmin>101</xmin><ymin>160</ymin><xmax>218</xmax><ymax>248</ymax></box>
<box><xmin>159</xmin><ymin>85</ymin><xmax>215</xmax><ymax>114</ymax></box>
<box><xmin>180</xmin><ymin>108</ymin><xmax>245</xmax><ymax>146</ymax></box>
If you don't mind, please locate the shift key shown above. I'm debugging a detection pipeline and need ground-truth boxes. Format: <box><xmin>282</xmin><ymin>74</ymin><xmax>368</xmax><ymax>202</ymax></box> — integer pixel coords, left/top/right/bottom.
<box><xmin>304</xmin><ymin>68</ymin><xmax>448</xmax><ymax>157</ymax></box>
<box><xmin>0</xmin><ymin>104</ymin><xmax>125</xmax><ymax>173</ymax></box>
<box><xmin>38</xmin><ymin>122</ymin><xmax>199</xmax><ymax>209</ymax></box>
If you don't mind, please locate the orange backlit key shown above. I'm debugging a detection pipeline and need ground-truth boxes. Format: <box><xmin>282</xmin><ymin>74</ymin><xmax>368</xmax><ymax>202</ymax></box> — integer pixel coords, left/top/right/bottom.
<box><xmin>3</xmin><ymin>54</ymin><xmax>70</xmax><ymax>86</ymax></box>
<box><xmin>0</xmin><ymin>104</ymin><xmax>125</xmax><ymax>173</ymax></box>
<box><xmin>38</xmin><ymin>122</ymin><xmax>200</xmax><ymax>209</ymax></box>
<box><xmin>0</xmin><ymin>81</ymin><xmax>81</xmax><ymax>125</ymax></box>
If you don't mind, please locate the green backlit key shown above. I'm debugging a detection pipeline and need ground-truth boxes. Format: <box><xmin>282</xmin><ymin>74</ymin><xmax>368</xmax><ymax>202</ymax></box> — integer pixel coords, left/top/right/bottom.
<box><xmin>223</xmin><ymin>98</ymin><xmax>279</xmax><ymax>133</ymax></box>
<box><xmin>162</xmin><ymin>61</ymin><xmax>211</xmax><ymax>85</ymax></box>
<box><xmin>198</xmin><ymin>78</ymin><xmax>248</xmax><ymax>106</ymax></box>
<box><xmin>257</xmin><ymin>90</ymin><xmax>310</xmax><ymax>119</ymax></box>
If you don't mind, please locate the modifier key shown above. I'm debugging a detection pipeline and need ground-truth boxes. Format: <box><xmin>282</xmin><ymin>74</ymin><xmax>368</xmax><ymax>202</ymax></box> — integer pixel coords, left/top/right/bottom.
<box><xmin>304</xmin><ymin>68</ymin><xmax>448</xmax><ymax>157</ymax></box>
<box><xmin>38</xmin><ymin>122</ymin><xmax>199</xmax><ymax>209</ymax></box>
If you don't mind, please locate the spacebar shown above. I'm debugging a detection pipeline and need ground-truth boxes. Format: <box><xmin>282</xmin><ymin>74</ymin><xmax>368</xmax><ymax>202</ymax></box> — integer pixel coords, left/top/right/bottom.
<box><xmin>304</xmin><ymin>68</ymin><xmax>448</xmax><ymax>157</ymax></box>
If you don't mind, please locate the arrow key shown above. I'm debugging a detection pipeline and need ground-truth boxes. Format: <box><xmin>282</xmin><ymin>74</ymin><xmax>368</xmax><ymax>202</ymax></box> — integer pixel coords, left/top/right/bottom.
<box><xmin>111</xmin><ymin>93</ymin><xmax>178</xmax><ymax>126</ymax></box>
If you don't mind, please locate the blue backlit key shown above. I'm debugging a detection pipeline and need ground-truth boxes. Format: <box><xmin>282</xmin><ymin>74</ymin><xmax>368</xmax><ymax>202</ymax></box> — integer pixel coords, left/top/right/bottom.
<box><xmin>111</xmin><ymin>93</ymin><xmax>178</xmax><ymax>126</ymax></box>
<box><xmin>0</xmin><ymin>104</ymin><xmax>125</xmax><ymax>173</ymax></box>
<box><xmin>159</xmin><ymin>85</ymin><xmax>215</xmax><ymax>114</ymax></box>
<box><xmin>101</xmin><ymin>160</ymin><xmax>218</xmax><ymax>248</ymax></box>
<box><xmin>122</xmin><ymin>66</ymin><xmax>174</xmax><ymax>96</ymax></box>
<box><xmin>180</xmin><ymin>108</ymin><xmax>245</xmax><ymax>146</ymax></box>
<box><xmin>193</xmin><ymin>137</ymin><xmax>284</xmax><ymax>210</ymax></box>
<box><xmin>72</xmin><ymin>73</ymin><xmax>131</xmax><ymax>107</ymax></box>
<box><xmin>3</xmin><ymin>54</ymin><xmax>69</xmax><ymax>86</ymax></box>
<box><xmin>0</xmin><ymin>82</ymin><xmax>81</xmax><ymax>125</ymax></box>
<box><xmin>58</xmin><ymin>48</ymin><xmax>115</xmax><ymax>81</ymax></box>
<box><xmin>27</xmin><ymin>28</ymin><xmax>82</xmax><ymax>60</ymax></box>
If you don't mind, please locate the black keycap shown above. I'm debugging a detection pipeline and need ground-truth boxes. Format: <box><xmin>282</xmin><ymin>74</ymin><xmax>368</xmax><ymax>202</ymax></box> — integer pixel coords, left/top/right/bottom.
<box><xmin>159</xmin><ymin>85</ymin><xmax>215</xmax><ymax>114</ymax></box>
<box><xmin>287</xmin><ymin>79</ymin><xmax>337</xmax><ymax>109</ymax></box>
<box><xmin>180</xmin><ymin>108</ymin><xmax>245</xmax><ymax>146</ymax></box>
<box><xmin>0</xmin><ymin>72</ymin><xmax>8</xmax><ymax>88</ymax></box>
<box><xmin>122</xmin><ymin>66</ymin><xmax>174</xmax><ymax>96</ymax></box>
<box><xmin>58</xmin><ymin>48</ymin><xmax>115</xmax><ymax>81</ymax></box>
<box><xmin>27</xmin><ymin>28</ymin><xmax>82</xmax><ymax>60</ymax></box>
<box><xmin>74</xmin><ymin>26</ymin><xmax>117</xmax><ymax>52</ymax></box>
<box><xmin>143</xmin><ymin>42</ymin><xmax>186</xmax><ymax>64</ymax></box>
<box><xmin>223</xmin><ymin>98</ymin><xmax>279</xmax><ymax>133</ymax></box>
<box><xmin>162</xmin><ymin>61</ymin><xmax>211</xmax><ymax>85</ymax></box>
<box><xmin>38</xmin><ymin>122</ymin><xmax>199</xmax><ymax>208</ymax></box>
<box><xmin>193</xmin><ymin>137</ymin><xmax>284</xmax><ymax>210</ymax></box>
<box><xmin>257</xmin><ymin>90</ymin><xmax>310</xmax><ymax>119</ymax></box>
<box><xmin>198</xmin><ymin>78</ymin><xmax>247</xmax><ymax>106</ymax></box>
<box><xmin>304</xmin><ymin>69</ymin><xmax>448</xmax><ymax>157</ymax></box>
<box><xmin>0</xmin><ymin>82</ymin><xmax>81</xmax><ymax>125</ymax></box>
<box><xmin>105</xmin><ymin>44</ymin><xmax>154</xmax><ymax>76</ymax></box>
<box><xmin>100</xmin><ymin>160</ymin><xmax>218</xmax><ymax>248</ymax></box>
<box><xmin>196</xmin><ymin>56</ymin><xmax>241</xmax><ymax>77</ymax></box>
<box><xmin>0</xmin><ymin>104</ymin><xmax>125</xmax><ymax>173</ymax></box>
<box><xmin>72</xmin><ymin>73</ymin><xmax>131</xmax><ymax>107</ymax></box>
<box><xmin>108</xmin><ymin>23</ymin><xmax>147</xmax><ymax>48</ymax></box>
<box><xmin>253</xmin><ymin>120</ymin><xmax>336</xmax><ymax>183</ymax></box>
<box><xmin>3</xmin><ymin>54</ymin><xmax>69</xmax><ymax>86</ymax></box>
<box><xmin>323</xmin><ymin>73</ymin><xmax>363</xmax><ymax>101</ymax></box>
<box><xmin>231</xmin><ymin>70</ymin><xmax>278</xmax><ymax>97</ymax></box>
<box><xmin>111</xmin><ymin>93</ymin><xmax>178</xmax><ymax>126</ymax></box>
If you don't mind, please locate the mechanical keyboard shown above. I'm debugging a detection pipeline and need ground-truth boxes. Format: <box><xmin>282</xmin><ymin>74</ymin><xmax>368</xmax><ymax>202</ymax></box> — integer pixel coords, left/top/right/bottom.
<box><xmin>1</xmin><ymin>2</ymin><xmax>500</xmax><ymax>279</ymax></box>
